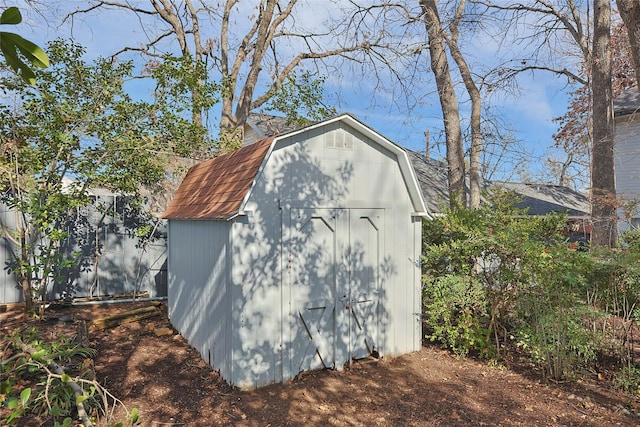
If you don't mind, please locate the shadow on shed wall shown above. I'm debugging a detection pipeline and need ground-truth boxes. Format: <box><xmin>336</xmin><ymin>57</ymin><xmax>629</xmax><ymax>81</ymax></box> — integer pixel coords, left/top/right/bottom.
<box><xmin>168</xmin><ymin>133</ymin><xmax>409</xmax><ymax>388</ymax></box>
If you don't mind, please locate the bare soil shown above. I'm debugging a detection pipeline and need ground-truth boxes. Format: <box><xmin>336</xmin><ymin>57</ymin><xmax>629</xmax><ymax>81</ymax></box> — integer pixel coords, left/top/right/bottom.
<box><xmin>2</xmin><ymin>301</ymin><xmax>640</xmax><ymax>426</ymax></box>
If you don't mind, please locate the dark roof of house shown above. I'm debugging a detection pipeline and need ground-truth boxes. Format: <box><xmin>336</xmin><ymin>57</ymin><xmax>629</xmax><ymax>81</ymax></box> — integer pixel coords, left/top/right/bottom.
<box><xmin>163</xmin><ymin>137</ymin><xmax>274</xmax><ymax>219</ymax></box>
<box><xmin>614</xmin><ymin>87</ymin><xmax>640</xmax><ymax>117</ymax></box>
<box><xmin>489</xmin><ymin>182</ymin><xmax>590</xmax><ymax>218</ymax></box>
<box><xmin>407</xmin><ymin>151</ymin><xmax>452</xmax><ymax>212</ymax></box>
<box><xmin>408</xmin><ymin>151</ymin><xmax>590</xmax><ymax>218</ymax></box>
<box><xmin>244</xmin><ymin>113</ymin><xmax>301</xmax><ymax>145</ymax></box>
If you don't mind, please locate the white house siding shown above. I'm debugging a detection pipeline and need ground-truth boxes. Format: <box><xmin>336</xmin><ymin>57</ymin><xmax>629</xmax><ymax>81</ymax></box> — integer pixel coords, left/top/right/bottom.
<box><xmin>615</xmin><ymin>116</ymin><xmax>640</xmax><ymax>231</ymax></box>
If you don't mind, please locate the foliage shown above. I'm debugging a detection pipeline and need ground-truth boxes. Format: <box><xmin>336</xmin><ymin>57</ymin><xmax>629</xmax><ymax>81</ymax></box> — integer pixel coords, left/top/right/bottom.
<box><xmin>422</xmin><ymin>192</ymin><xmax>640</xmax><ymax>384</ymax></box>
<box><xmin>581</xmin><ymin>242</ymin><xmax>640</xmax><ymax>370</ymax></box>
<box><xmin>613</xmin><ymin>364</ymin><xmax>640</xmax><ymax>395</ymax></box>
<box><xmin>422</xmin><ymin>190</ymin><xmax>605</xmax><ymax>378</ymax></box>
<box><xmin>514</xmin><ymin>296</ymin><xmax>601</xmax><ymax>381</ymax></box>
<box><xmin>263</xmin><ymin>71</ymin><xmax>336</xmax><ymax>127</ymax></box>
<box><xmin>423</xmin><ymin>190</ymin><xmax>569</xmax><ymax>354</ymax></box>
<box><xmin>1</xmin><ymin>329</ymin><xmax>137</xmax><ymax>425</ymax></box>
<box><xmin>0</xmin><ymin>7</ymin><xmax>49</xmax><ymax>85</ymax></box>
<box><xmin>511</xmin><ymin>243</ymin><xmax>601</xmax><ymax>380</ymax></box>
<box><xmin>422</xmin><ymin>274</ymin><xmax>492</xmax><ymax>358</ymax></box>
<box><xmin>144</xmin><ymin>54</ymin><xmax>219</xmax><ymax>156</ymax></box>
<box><xmin>0</xmin><ymin>39</ymin><xmax>214</xmax><ymax>311</ymax></box>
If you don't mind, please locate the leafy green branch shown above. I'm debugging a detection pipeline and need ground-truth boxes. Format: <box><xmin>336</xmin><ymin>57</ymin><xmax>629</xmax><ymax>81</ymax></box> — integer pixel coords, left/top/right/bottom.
<box><xmin>0</xmin><ymin>39</ymin><xmax>218</xmax><ymax>312</ymax></box>
<box><xmin>0</xmin><ymin>7</ymin><xmax>49</xmax><ymax>85</ymax></box>
<box><xmin>1</xmin><ymin>330</ymin><xmax>138</xmax><ymax>426</ymax></box>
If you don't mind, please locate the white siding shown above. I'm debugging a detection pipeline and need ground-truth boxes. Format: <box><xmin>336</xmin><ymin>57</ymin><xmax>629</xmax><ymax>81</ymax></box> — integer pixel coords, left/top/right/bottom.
<box><xmin>252</xmin><ymin>122</ymin><xmax>421</xmax><ymax>377</ymax></box>
<box><xmin>228</xmin><ymin>212</ymin><xmax>284</xmax><ymax>387</ymax></box>
<box><xmin>167</xmin><ymin>116</ymin><xmax>425</xmax><ymax>389</ymax></box>
<box><xmin>615</xmin><ymin>116</ymin><xmax>640</xmax><ymax>231</ymax></box>
<box><xmin>167</xmin><ymin>220</ymin><xmax>232</xmax><ymax>380</ymax></box>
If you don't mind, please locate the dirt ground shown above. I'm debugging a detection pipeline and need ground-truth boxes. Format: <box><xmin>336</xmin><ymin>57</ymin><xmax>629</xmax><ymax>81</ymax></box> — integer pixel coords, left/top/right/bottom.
<box><xmin>2</xmin><ymin>301</ymin><xmax>640</xmax><ymax>426</ymax></box>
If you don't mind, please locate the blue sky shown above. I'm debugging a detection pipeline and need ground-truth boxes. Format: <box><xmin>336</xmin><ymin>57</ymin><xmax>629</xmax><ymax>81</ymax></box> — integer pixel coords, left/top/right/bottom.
<box><xmin>4</xmin><ymin>0</ymin><xmax>577</xmax><ymax>183</ymax></box>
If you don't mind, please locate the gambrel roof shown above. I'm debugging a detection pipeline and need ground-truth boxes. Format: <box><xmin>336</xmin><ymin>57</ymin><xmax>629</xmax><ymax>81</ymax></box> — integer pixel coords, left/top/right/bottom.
<box><xmin>164</xmin><ymin>114</ymin><xmax>428</xmax><ymax>220</ymax></box>
<box><xmin>163</xmin><ymin>137</ymin><xmax>274</xmax><ymax>219</ymax></box>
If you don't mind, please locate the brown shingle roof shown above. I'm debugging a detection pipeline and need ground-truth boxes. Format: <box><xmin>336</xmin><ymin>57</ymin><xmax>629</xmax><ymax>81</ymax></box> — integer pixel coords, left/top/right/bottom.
<box><xmin>163</xmin><ymin>137</ymin><xmax>274</xmax><ymax>219</ymax></box>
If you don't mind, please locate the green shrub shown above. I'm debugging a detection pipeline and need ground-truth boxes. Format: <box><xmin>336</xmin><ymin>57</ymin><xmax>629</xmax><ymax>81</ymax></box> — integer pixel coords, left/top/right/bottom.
<box><xmin>423</xmin><ymin>274</ymin><xmax>493</xmax><ymax>357</ymax></box>
<box><xmin>614</xmin><ymin>364</ymin><xmax>640</xmax><ymax>394</ymax></box>
<box><xmin>514</xmin><ymin>303</ymin><xmax>601</xmax><ymax>381</ymax></box>
<box><xmin>420</xmin><ymin>192</ymin><xmax>640</xmax><ymax>384</ymax></box>
<box><xmin>422</xmin><ymin>191</ymin><xmax>570</xmax><ymax>357</ymax></box>
<box><xmin>1</xmin><ymin>330</ymin><xmax>98</xmax><ymax>425</ymax></box>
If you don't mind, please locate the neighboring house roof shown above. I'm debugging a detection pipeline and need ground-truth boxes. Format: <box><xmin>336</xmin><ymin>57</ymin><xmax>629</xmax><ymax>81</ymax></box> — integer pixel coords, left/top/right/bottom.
<box><xmin>164</xmin><ymin>114</ymin><xmax>428</xmax><ymax>220</ymax></box>
<box><xmin>407</xmin><ymin>151</ymin><xmax>452</xmax><ymax>213</ymax></box>
<box><xmin>489</xmin><ymin>182</ymin><xmax>590</xmax><ymax>218</ymax></box>
<box><xmin>163</xmin><ymin>137</ymin><xmax>274</xmax><ymax>219</ymax></box>
<box><xmin>614</xmin><ymin>87</ymin><xmax>640</xmax><ymax>118</ymax></box>
<box><xmin>408</xmin><ymin>151</ymin><xmax>590</xmax><ymax>218</ymax></box>
<box><xmin>243</xmin><ymin>113</ymin><xmax>300</xmax><ymax>146</ymax></box>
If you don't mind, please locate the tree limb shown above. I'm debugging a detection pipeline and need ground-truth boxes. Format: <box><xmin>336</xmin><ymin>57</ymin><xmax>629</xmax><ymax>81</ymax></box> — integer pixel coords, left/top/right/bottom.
<box><xmin>17</xmin><ymin>339</ymin><xmax>94</xmax><ymax>427</ymax></box>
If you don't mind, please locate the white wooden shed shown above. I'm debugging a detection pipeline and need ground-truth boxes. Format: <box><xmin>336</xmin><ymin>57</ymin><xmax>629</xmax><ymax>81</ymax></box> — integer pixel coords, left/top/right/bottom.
<box><xmin>163</xmin><ymin>114</ymin><xmax>428</xmax><ymax>388</ymax></box>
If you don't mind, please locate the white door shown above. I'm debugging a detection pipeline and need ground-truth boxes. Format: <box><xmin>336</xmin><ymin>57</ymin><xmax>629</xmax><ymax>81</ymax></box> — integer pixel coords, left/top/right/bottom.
<box><xmin>286</xmin><ymin>207</ymin><xmax>383</xmax><ymax>377</ymax></box>
<box><xmin>347</xmin><ymin>210</ymin><xmax>382</xmax><ymax>360</ymax></box>
<box><xmin>287</xmin><ymin>208</ymin><xmax>342</xmax><ymax>375</ymax></box>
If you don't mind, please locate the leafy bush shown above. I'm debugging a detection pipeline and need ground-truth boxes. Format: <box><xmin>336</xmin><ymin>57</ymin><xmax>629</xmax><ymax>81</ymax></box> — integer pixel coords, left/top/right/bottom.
<box><xmin>614</xmin><ymin>364</ymin><xmax>640</xmax><ymax>394</ymax></box>
<box><xmin>422</xmin><ymin>191</ymin><xmax>569</xmax><ymax>356</ymax></box>
<box><xmin>1</xmin><ymin>330</ymin><xmax>97</xmax><ymax>424</ymax></box>
<box><xmin>422</xmin><ymin>195</ymin><xmax>640</xmax><ymax>386</ymax></box>
<box><xmin>514</xmin><ymin>304</ymin><xmax>601</xmax><ymax>381</ymax></box>
<box><xmin>421</xmin><ymin>191</ymin><xmax>619</xmax><ymax>380</ymax></box>
<box><xmin>423</xmin><ymin>274</ymin><xmax>492</xmax><ymax>357</ymax></box>
<box><xmin>580</xmin><ymin>245</ymin><xmax>640</xmax><ymax>372</ymax></box>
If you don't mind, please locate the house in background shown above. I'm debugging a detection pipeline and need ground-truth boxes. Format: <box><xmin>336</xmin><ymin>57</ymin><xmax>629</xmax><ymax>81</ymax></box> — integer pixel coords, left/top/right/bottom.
<box><xmin>0</xmin><ymin>185</ymin><xmax>167</xmax><ymax>305</ymax></box>
<box><xmin>614</xmin><ymin>87</ymin><xmax>640</xmax><ymax>233</ymax></box>
<box><xmin>163</xmin><ymin>114</ymin><xmax>427</xmax><ymax>388</ymax></box>
<box><xmin>243</xmin><ymin>113</ymin><xmax>301</xmax><ymax>147</ymax></box>
<box><xmin>409</xmin><ymin>151</ymin><xmax>591</xmax><ymax>242</ymax></box>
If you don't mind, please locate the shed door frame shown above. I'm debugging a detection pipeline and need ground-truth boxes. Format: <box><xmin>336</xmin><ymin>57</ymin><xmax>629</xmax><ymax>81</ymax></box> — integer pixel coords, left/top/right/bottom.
<box><xmin>283</xmin><ymin>205</ymin><xmax>384</xmax><ymax>380</ymax></box>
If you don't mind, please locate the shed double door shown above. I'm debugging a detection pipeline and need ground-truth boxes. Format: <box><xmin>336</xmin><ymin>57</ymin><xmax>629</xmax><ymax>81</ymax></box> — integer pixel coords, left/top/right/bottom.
<box><xmin>286</xmin><ymin>208</ymin><xmax>383</xmax><ymax>376</ymax></box>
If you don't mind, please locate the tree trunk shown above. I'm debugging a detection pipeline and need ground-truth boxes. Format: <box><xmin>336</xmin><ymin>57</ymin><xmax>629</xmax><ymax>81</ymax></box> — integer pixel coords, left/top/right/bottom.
<box><xmin>420</xmin><ymin>0</ymin><xmax>466</xmax><ymax>209</ymax></box>
<box><xmin>20</xmin><ymin>228</ymin><xmax>33</xmax><ymax>313</ymax></box>
<box><xmin>445</xmin><ymin>0</ymin><xmax>481</xmax><ymax>208</ymax></box>
<box><xmin>616</xmin><ymin>0</ymin><xmax>640</xmax><ymax>89</ymax></box>
<box><xmin>591</xmin><ymin>0</ymin><xmax>616</xmax><ymax>247</ymax></box>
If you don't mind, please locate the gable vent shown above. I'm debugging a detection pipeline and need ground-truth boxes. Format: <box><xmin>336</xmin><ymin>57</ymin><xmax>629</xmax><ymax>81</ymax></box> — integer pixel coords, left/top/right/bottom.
<box><xmin>325</xmin><ymin>129</ymin><xmax>354</xmax><ymax>150</ymax></box>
